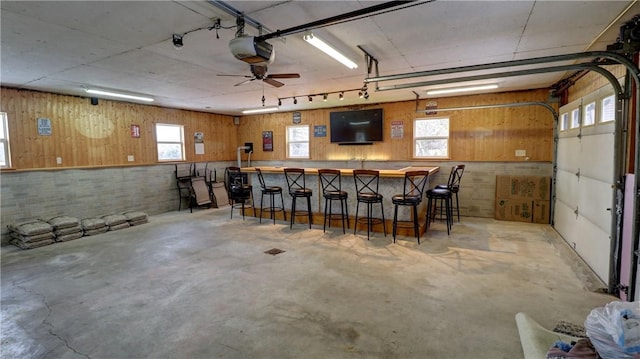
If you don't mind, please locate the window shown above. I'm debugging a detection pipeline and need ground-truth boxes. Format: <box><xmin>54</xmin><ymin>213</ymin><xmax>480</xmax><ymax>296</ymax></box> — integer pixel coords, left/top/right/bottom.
<box><xmin>155</xmin><ymin>123</ymin><xmax>185</xmax><ymax>161</ymax></box>
<box><xmin>286</xmin><ymin>125</ymin><xmax>309</xmax><ymax>158</ymax></box>
<box><xmin>601</xmin><ymin>95</ymin><xmax>615</xmax><ymax>123</ymax></box>
<box><xmin>560</xmin><ymin>113</ymin><xmax>569</xmax><ymax>131</ymax></box>
<box><xmin>414</xmin><ymin>117</ymin><xmax>449</xmax><ymax>158</ymax></box>
<box><xmin>570</xmin><ymin>108</ymin><xmax>580</xmax><ymax>129</ymax></box>
<box><xmin>0</xmin><ymin>112</ymin><xmax>10</xmax><ymax>168</ymax></box>
<box><xmin>583</xmin><ymin>101</ymin><xmax>595</xmax><ymax>126</ymax></box>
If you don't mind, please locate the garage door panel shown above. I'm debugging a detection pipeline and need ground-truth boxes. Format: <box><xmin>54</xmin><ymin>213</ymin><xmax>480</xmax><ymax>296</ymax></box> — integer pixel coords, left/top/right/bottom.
<box><xmin>580</xmin><ymin>134</ymin><xmax>615</xmax><ymax>182</ymax></box>
<box><xmin>554</xmin><ymin>201</ymin><xmax>579</xmax><ymax>241</ymax></box>
<box><xmin>574</xmin><ymin>216</ymin><xmax>610</xmax><ymax>283</ymax></box>
<box><xmin>557</xmin><ymin>137</ymin><xmax>580</xmax><ymax>173</ymax></box>
<box><xmin>556</xmin><ymin>170</ymin><xmax>579</xmax><ymax>207</ymax></box>
<box><xmin>578</xmin><ymin>177</ymin><xmax>614</xmax><ymax>233</ymax></box>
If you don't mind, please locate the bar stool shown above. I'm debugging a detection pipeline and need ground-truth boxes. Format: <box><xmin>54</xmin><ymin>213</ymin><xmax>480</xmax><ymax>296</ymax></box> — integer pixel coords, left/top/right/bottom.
<box><xmin>318</xmin><ymin>169</ymin><xmax>349</xmax><ymax>234</ymax></box>
<box><xmin>435</xmin><ymin>164</ymin><xmax>465</xmax><ymax>222</ymax></box>
<box><xmin>284</xmin><ymin>168</ymin><xmax>313</xmax><ymax>229</ymax></box>
<box><xmin>225</xmin><ymin>166</ymin><xmax>254</xmax><ymax>220</ymax></box>
<box><xmin>426</xmin><ymin>186</ymin><xmax>453</xmax><ymax>235</ymax></box>
<box><xmin>353</xmin><ymin>169</ymin><xmax>386</xmax><ymax>240</ymax></box>
<box><xmin>392</xmin><ymin>170</ymin><xmax>429</xmax><ymax>244</ymax></box>
<box><xmin>256</xmin><ymin>168</ymin><xmax>286</xmax><ymax>224</ymax></box>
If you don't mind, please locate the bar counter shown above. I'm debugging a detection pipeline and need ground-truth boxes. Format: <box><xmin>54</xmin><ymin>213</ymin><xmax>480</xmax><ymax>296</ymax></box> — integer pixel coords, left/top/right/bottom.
<box><xmin>239</xmin><ymin>166</ymin><xmax>440</xmax><ymax>236</ymax></box>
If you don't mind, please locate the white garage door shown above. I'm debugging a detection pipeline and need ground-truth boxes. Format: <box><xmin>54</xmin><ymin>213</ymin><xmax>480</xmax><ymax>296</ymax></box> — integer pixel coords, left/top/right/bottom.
<box><xmin>554</xmin><ymin>87</ymin><xmax>617</xmax><ymax>285</ymax></box>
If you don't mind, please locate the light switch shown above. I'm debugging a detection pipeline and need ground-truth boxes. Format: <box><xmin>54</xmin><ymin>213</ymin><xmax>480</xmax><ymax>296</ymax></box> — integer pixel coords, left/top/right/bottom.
<box><xmin>56</xmin><ymin>157</ymin><xmax>62</xmax><ymax>164</ymax></box>
<box><xmin>127</xmin><ymin>155</ymin><xmax>134</xmax><ymax>162</ymax></box>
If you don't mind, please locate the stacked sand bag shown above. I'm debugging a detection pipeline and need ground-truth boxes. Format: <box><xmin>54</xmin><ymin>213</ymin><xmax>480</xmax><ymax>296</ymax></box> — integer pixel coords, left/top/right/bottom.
<box><xmin>81</xmin><ymin>217</ymin><xmax>108</xmax><ymax>236</ymax></box>
<box><xmin>123</xmin><ymin>211</ymin><xmax>148</xmax><ymax>226</ymax></box>
<box><xmin>102</xmin><ymin>214</ymin><xmax>130</xmax><ymax>231</ymax></box>
<box><xmin>8</xmin><ymin>220</ymin><xmax>55</xmax><ymax>249</ymax></box>
<box><xmin>47</xmin><ymin>216</ymin><xmax>83</xmax><ymax>242</ymax></box>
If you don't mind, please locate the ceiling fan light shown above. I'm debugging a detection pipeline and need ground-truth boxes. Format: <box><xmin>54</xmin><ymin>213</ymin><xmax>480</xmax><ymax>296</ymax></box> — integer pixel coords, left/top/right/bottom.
<box><xmin>303</xmin><ymin>32</ymin><xmax>358</xmax><ymax>69</ymax></box>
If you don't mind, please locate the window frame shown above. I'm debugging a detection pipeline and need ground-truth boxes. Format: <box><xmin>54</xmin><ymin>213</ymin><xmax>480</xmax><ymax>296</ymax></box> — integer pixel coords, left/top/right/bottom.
<box><xmin>413</xmin><ymin>117</ymin><xmax>450</xmax><ymax>159</ymax></box>
<box><xmin>155</xmin><ymin>123</ymin><xmax>185</xmax><ymax>162</ymax></box>
<box><xmin>600</xmin><ymin>94</ymin><xmax>615</xmax><ymax>123</ymax></box>
<box><xmin>286</xmin><ymin>125</ymin><xmax>310</xmax><ymax>159</ymax></box>
<box><xmin>0</xmin><ymin>112</ymin><xmax>11</xmax><ymax>168</ymax></box>
<box><xmin>559</xmin><ymin>112</ymin><xmax>569</xmax><ymax>131</ymax></box>
<box><xmin>582</xmin><ymin>101</ymin><xmax>596</xmax><ymax>127</ymax></box>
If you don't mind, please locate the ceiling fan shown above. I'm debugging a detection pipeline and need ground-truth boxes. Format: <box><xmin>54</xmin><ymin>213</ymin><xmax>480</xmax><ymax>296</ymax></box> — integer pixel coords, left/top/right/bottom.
<box><xmin>218</xmin><ymin>64</ymin><xmax>300</xmax><ymax>88</ymax></box>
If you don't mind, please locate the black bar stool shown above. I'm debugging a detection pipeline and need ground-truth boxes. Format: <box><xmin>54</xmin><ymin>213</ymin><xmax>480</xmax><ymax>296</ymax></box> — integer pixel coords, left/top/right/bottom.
<box><xmin>318</xmin><ymin>169</ymin><xmax>349</xmax><ymax>234</ymax></box>
<box><xmin>284</xmin><ymin>168</ymin><xmax>313</xmax><ymax>229</ymax></box>
<box><xmin>353</xmin><ymin>169</ymin><xmax>386</xmax><ymax>240</ymax></box>
<box><xmin>435</xmin><ymin>164</ymin><xmax>465</xmax><ymax>222</ymax></box>
<box><xmin>426</xmin><ymin>186</ymin><xmax>453</xmax><ymax>235</ymax></box>
<box><xmin>256</xmin><ymin>168</ymin><xmax>286</xmax><ymax>224</ymax></box>
<box><xmin>225</xmin><ymin>166</ymin><xmax>254</xmax><ymax>220</ymax></box>
<box><xmin>392</xmin><ymin>170</ymin><xmax>429</xmax><ymax>244</ymax></box>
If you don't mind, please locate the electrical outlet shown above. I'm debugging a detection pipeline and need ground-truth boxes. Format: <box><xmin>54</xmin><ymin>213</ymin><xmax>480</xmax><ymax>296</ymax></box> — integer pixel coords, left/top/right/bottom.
<box><xmin>56</xmin><ymin>157</ymin><xmax>62</xmax><ymax>164</ymax></box>
<box><xmin>127</xmin><ymin>155</ymin><xmax>134</xmax><ymax>162</ymax></box>
<box><xmin>515</xmin><ymin>149</ymin><xmax>526</xmax><ymax>157</ymax></box>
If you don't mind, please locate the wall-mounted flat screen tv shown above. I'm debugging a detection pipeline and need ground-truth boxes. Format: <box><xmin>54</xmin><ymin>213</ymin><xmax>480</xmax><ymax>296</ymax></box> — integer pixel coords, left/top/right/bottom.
<box><xmin>329</xmin><ymin>108</ymin><xmax>383</xmax><ymax>145</ymax></box>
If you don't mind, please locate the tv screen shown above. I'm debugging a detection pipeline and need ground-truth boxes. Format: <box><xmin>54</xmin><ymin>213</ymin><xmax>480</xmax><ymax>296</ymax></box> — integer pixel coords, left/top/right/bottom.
<box><xmin>330</xmin><ymin>108</ymin><xmax>383</xmax><ymax>144</ymax></box>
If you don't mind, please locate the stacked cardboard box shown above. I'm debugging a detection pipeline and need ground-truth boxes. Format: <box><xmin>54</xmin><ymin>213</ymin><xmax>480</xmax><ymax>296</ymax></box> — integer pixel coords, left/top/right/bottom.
<box><xmin>495</xmin><ymin>175</ymin><xmax>551</xmax><ymax>224</ymax></box>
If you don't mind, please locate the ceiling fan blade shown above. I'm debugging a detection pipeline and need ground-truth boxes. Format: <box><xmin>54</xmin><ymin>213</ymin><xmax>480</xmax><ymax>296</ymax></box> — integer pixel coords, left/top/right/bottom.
<box><xmin>263</xmin><ymin>78</ymin><xmax>285</xmax><ymax>88</ymax></box>
<box><xmin>217</xmin><ymin>74</ymin><xmax>253</xmax><ymax>78</ymax></box>
<box><xmin>234</xmin><ymin>78</ymin><xmax>256</xmax><ymax>86</ymax></box>
<box><xmin>267</xmin><ymin>73</ymin><xmax>300</xmax><ymax>79</ymax></box>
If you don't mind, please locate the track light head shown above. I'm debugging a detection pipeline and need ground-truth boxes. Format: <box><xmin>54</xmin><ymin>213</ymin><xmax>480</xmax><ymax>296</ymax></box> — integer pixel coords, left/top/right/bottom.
<box><xmin>293</xmin><ymin>97</ymin><xmax>298</xmax><ymax>105</ymax></box>
<box><xmin>323</xmin><ymin>94</ymin><xmax>328</xmax><ymax>102</ymax></box>
<box><xmin>339</xmin><ymin>92</ymin><xmax>344</xmax><ymax>100</ymax></box>
<box><xmin>308</xmin><ymin>95</ymin><xmax>313</xmax><ymax>102</ymax></box>
<box><xmin>278</xmin><ymin>98</ymin><xmax>282</xmax><ymax>106</ymax></box>
<box><xmin>363</xmin><ymin>92</ymin><xmax>369</xmax><ymax>100</ymax></box>
<box><xmin>172</xmin><ymin>34</ymin><xmax>183</xmax><ymax>49</ymax></box>
<box><xmin>358</xmin><ymin>91</ymin><xmax>363</xmax><ymax>98</ymax></box>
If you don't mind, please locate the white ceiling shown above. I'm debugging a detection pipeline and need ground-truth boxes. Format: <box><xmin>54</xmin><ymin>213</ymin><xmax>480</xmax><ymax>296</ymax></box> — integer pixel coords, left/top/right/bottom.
<box><xmin>1</xmin><ymin>1</ymin><xmax>638</xmax><ymax>115</ymax></box>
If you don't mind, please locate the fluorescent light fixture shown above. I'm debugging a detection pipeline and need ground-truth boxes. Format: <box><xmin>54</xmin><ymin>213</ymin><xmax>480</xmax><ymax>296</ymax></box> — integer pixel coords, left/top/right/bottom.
<box><xmin>241</xmin><ymin>107</ymin><xmax>278</xmax><ymax>114</ymax></box>
<box><xmin>85</xmin><ymin>89</ymin><xmax>154</xmax><ymax>102</ymax></box>
<box><xmin>426</xmin><ymin>84</ymin><xmax>498</xmax><ymax>95</ymax></box>
<box><xmin>303</xmin><ymin>33</ymin><xmax>358</xmax><ymax>69</ymax></box>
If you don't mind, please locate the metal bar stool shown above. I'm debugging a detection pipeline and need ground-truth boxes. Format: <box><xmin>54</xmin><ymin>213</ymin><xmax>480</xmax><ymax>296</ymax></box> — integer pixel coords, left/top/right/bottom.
<box><xmin>426</xmin><ymin>186</ymin><xmax>453</xmax><ymax>235</ymax></box>
<box><xmin>353</xmin><ymin>169</ymin><xmax>386</xmax><ymax>240</ymax></box>
<box><xmin>225</xmin><ymin>166</ymin><xmax>254</xmax><ymax>220</ymax></box>
<box><xmin>318</xmin><ymin>169</ymin><xmax>349</xmax><ymax>234</ymax></box>
<box><xmin>284</xmin><ymin>168</ymin><xmax>313</xmax><ymax>229</ymax></box>
<box><xmin>256</xmin><ymin>168</ymin><xmax>286</xmax><ymax>224</ymax></box>
<box><xmin>435</xmin><ymin>164</ymin><xmax>465</xmax><ymax>222</ymax></box>
<box><xmin>392</xmin><ymin>170</ymin><xmax>429</xmax><ymax>244</ymax></box>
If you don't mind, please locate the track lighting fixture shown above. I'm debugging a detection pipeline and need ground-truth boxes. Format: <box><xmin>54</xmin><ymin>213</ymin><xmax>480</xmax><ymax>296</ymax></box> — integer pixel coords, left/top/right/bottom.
<box><xmin>279</xmin><ymin>87</ymin><xmax>369</xmax><ymax>106</ymax></box>
<box><xmin>323</xmin><ymin>94</ymin><xmax>328</xmax><ymax>102</ymax></box>
<box><xmin>308</xmin><ymin>95</ymin><xmax>313</xmax><ymax>102</ymax></box>
<box><xmin>293</xmin><ymin>97</ymin><xmax>297</xmax><ymax>104</ymax></box>
<box><xmin>358</xmin><ymin>91</ymin><xmax>363</xmax><ymax>98</ymax></box>
<box><xmin>363</xmin><ymin>91</ymin><xmax>369</xmax><ymax>100</ymax></box>
<box><xmin>339</xmin><ymin>92</ymin><xmax>344</xmax><ymax>100</ymax></box>
<box><xmin>278</xmin><ymin>98</ymin><xmax>282</xmax><ymax>106</ymax></box>
<box><xmin>172</xmin><ymin>34</ymin><xmax>184</xmax><ymax>49</ymax></box>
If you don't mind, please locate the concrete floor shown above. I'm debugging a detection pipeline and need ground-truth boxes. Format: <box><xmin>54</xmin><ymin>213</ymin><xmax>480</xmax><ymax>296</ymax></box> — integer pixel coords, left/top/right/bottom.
<box><xmin>1</xmin><ymin>208</ymin><xmax>617</xmax><ymax>358</ymax></box>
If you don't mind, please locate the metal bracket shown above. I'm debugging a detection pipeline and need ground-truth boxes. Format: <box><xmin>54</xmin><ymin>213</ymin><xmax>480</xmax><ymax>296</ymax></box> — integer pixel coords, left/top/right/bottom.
<box><xmin>413</xmin><ymin>91</ymin><xmax>420</xmax><ymax>112</ymax></box>
<box><xmin>358</xmin><ymin>45</ymin><xmax>379</xmax><ymax>89</ymax></box>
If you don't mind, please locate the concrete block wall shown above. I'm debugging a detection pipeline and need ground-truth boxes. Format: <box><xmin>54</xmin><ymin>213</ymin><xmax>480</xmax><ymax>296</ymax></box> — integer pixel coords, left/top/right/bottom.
<box><xmin>0</xmin><ymin>160</ymin><xmax>551</xmax><ymax>245</ymax></box>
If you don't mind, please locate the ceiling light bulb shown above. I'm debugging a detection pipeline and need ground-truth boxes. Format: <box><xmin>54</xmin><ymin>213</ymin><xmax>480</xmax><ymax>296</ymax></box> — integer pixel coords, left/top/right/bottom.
<box><xmin>303</xmin><ymin>32</ymin><xmax>358</xmax><ymax>69</ymax></box>
<box><xmin>323</xmin><ymin>94</ymin><xmax>328</xmax><ymax>102</ymax></box>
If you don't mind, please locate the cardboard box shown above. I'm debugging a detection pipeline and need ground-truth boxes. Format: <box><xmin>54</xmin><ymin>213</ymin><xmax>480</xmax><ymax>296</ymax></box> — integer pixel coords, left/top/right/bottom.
<box><xmin>533</xmin><ymin>200</ymin><xmax>550</xmax><ymax>224</ymax></box>
<box><xmin>495</xmin><ymin>175</ymin><xmax>551</xmax><ymax>223</ymax></box>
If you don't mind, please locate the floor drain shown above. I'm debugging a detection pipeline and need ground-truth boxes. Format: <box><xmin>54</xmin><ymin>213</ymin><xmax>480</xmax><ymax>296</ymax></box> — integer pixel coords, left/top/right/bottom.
<box><xmin>264</xmin><ymin>248</ymin><xmax>285</xmax><ymax>255</ymax></box>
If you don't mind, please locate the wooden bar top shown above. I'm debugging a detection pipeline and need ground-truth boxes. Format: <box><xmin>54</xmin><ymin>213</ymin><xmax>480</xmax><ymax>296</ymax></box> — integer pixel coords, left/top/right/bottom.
<box><xmin>241</xmin><ymin>166</ymin><xmax>439</xmax><ymax>178</ymax></box>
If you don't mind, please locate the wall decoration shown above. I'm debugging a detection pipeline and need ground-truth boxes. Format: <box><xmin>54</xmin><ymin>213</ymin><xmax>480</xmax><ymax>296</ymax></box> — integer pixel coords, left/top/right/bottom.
<box><xmin>426</xmin><ymin>101</ymin><xmax>438</xmax><ymax>115</ymax></box>
<box><xmin>292</xmin><ymin>112</ymin><xmax>301</xmax><ymax>124</ymax></box>
<box><xmin>262</xmin><ymin>131</ymin><xmax>273</xmax><ymax>151</ymax></box>
<box><xmin>391</xmin><ymin>120</ymin><xmax>404</xmax><ymax>139</ymax></box>
<box><xmin>37</xmin><ymin>118</ymin><xmax>52</xmax><ymax>136</ymax></box>
<box><xmin>130</xmin><ymin>124</ymin><xmax>140</xmax><ymax>138</ymax></box>
<box><xmin>314</xmin><ymin>125</ymin><xmax>326</xmax><ymax>137</ymax></box>
<box><xmin>194</xmin><ymin>132</ymin><xmax>204</xmax><ymax>143</ymax></box>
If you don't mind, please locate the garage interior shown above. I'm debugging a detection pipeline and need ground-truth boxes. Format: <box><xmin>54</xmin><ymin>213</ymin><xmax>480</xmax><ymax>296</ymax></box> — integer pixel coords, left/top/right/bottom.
<box><xmin>1</xmin><ymin>1</ymin><xmax>640</xmax><ymax>358</ymax></box>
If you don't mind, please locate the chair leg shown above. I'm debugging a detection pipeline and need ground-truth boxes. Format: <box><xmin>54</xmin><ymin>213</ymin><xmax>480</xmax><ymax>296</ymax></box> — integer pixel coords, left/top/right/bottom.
<box><xmin>380</xmin><ymin>201</ymin><xmax>386</xmax><ymax>237</ymax></box>
<box><xmin>259</xmin><ymin>192</ymin><xmax>265</xmax><ymax>223</ymax></box>
<box><xmin>455</xmin><ymin>192</ymin><xmax>460</xmax><ymax>222</ymax></box>
<box><xmin>392</xmin><ymin>204</ymin><xmax>398</xmax><ymax>242</ymax></box>
<box><xmin>366</xmin><ymin>202</ymin><xmax>372</xmax><ymax>240</ymax></box>
<box><xmin>280</xmin><ymin>192</ymin><xmax>287</xmax><ymax>222</ymax></box>
<box><xmin>413</xmin><ymin>204</ymin><xmax>420</xmax><ymax>244</ymax></box>
<box><xmin>323</xmin><ymin>197</ymin><xmax>328</xmax><ymax>232</ymax></box>
<box><xmin>306</xmin><ymin>196</ymin><xmax>312</xmax><ymax>229</ymax></box>
<box><xmin>340</xmin><ymin>198</ymin><xmax>346</xmax><ymax>234</ymax></box>
<box><xmin>354</xmin><ymin>201</ymin><xmax>360</xmax><ymax>235</ymax></box>
<box><xmin>344</xmin><ymin>198</ymin><xmax>350</xmax><ymax>229</ymax></box>
<box><xmin>290</xmin><ymin>196</ymin><xmax>296</xmax><ymax>229</ymax></box>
